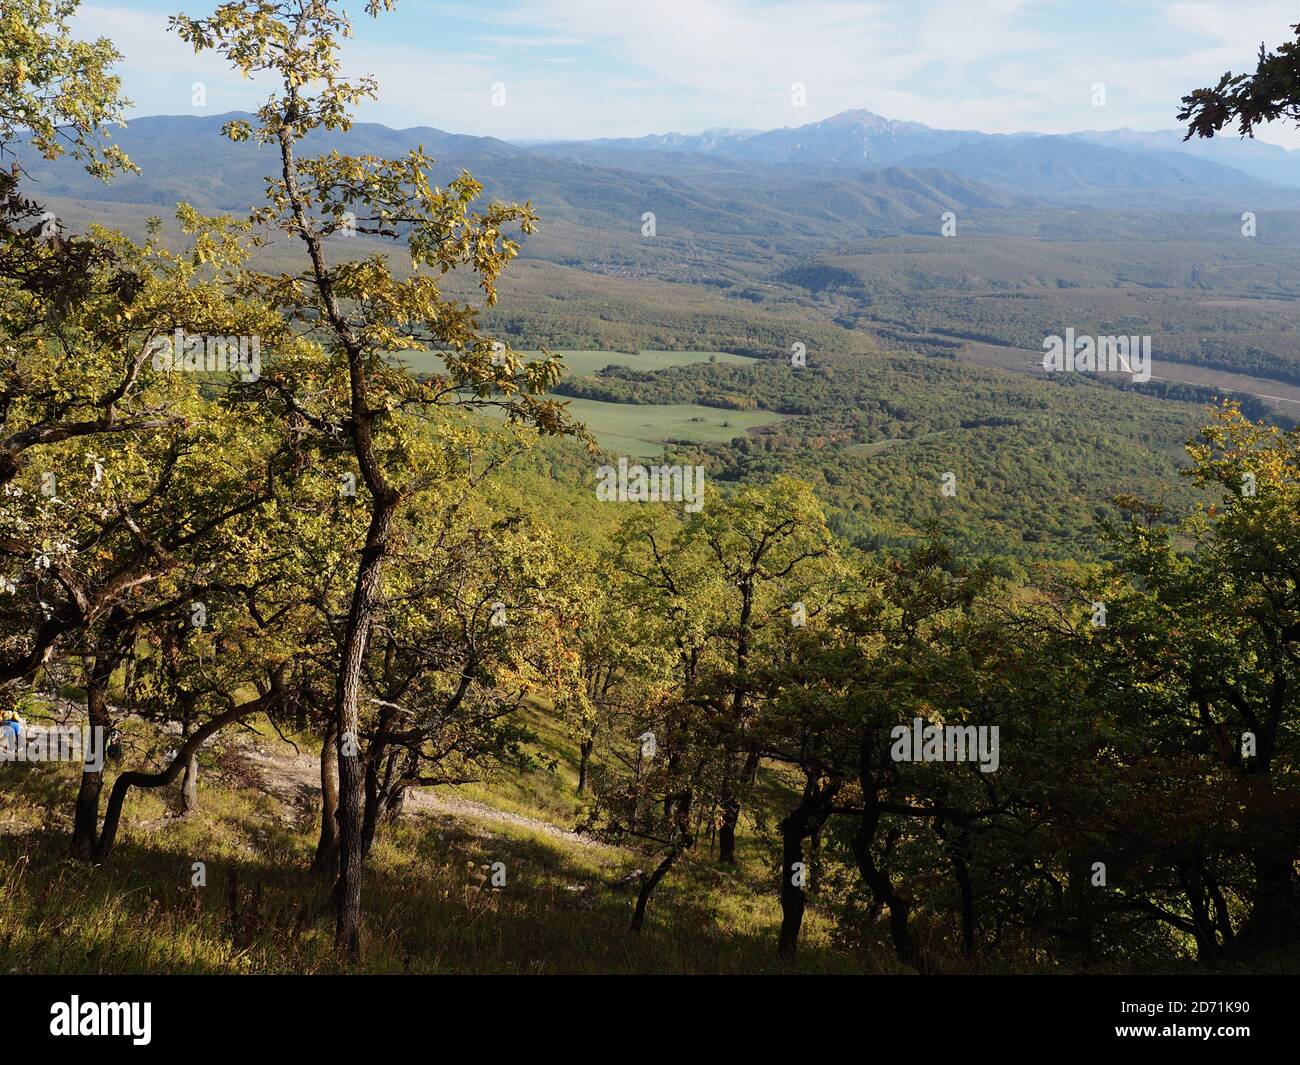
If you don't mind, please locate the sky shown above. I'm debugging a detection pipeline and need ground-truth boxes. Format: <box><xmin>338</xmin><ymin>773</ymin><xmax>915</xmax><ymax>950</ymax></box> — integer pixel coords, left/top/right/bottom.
<box><xmin>70</xmin><ymin>0</ymin><xmax>1300</xmax><ymax>148</ymax></box>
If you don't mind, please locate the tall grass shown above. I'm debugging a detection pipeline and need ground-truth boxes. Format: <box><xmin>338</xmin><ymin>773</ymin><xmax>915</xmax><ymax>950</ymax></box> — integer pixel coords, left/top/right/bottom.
<box><xmin>0</xmin><ymin>727</ymin><xmax>862</xmax><ymax>974</ymax></box>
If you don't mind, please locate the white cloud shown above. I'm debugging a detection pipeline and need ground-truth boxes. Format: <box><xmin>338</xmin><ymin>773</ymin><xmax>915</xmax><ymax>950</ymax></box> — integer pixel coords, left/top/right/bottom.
<box><xmin>76</xmin><ymin>4</ymin><xmax>272</xmax><ymax>114</ymax></box>
<box><xmin>68</xmin><ymin>0</ymin><xmax>1300</xmax><ymax>148</ymax></box>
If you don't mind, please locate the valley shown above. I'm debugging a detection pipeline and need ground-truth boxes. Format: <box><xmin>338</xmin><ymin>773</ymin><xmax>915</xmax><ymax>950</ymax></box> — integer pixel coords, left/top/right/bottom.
<box><xmin>39</xmin><ymin>107</ymin><xmax>1300</xmax><ymax>559</ymax></box>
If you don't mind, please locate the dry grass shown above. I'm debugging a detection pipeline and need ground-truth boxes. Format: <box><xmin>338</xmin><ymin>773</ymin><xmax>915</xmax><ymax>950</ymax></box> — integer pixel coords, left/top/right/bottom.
<box><xmin>0</xmin><ymin>718</ymin><xmax>862</xmax><ymax>974</ymax></box>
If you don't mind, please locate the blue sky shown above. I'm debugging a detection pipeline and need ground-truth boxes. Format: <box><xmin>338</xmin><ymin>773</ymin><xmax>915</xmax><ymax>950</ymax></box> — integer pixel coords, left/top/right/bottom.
<box><xmin>72</xmin><ymin>0</ymin><xmax>1300</xmax><ymax>147</ymax></box>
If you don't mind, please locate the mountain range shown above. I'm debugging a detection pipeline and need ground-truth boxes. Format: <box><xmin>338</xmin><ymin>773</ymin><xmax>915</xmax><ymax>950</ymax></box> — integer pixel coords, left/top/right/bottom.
<box><xmin>22</xmin><ymin>108</ymin><xmax>1300</xmax><ymax>236</ymax></box>
<box><xmin>549</xmin><ymin>108</ymin><xmax>1300</xmax><ymax>194</ymax></box>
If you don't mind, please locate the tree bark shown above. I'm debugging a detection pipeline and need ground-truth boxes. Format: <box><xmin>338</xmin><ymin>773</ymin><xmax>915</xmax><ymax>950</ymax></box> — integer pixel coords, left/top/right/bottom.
<box><xmin>177</xmin><ymin>687</ymin><xmax>200</xmax><ymax>817</ymax></box>
<box><xmin>718</xmin><ymin>749</ymin><xmax>759</xmax><ymax>865</ymax></box>
<box><xmin>778</xmin><ymin>779</ymin><xmax>837</xmax><ymax>962</ymax></box>
<box><xmin>778</xmin><ymin>813</ymin><xmax>809</xmax><ymax>961</ymax></box>
<box><xmin>70</xmin><ymin>647</ymin><xmax>117</xmax><ymax>860</ymax></box>
<box><xmin>312</xmin><ymin>723</ymin><xmax>339</xmax><ymax>876</ymax></box>
<box><xmin>332</xmin><ymin>498</ymin><xmax>398</xmax><ymax>960</ymax></box>
<box><xmin>577</xmin><ymin>737</ymin><xmax>593</xmax><ymax>794</ymax></box>
<box><xmin>180</xmin><ymin>752</ymin><xmax>199</xmax><ymax>816</ymax></box>
<box><xmin>718</xmin><ymin>799</ymin><xmax>739</xmax><ymax>865</ymax></box>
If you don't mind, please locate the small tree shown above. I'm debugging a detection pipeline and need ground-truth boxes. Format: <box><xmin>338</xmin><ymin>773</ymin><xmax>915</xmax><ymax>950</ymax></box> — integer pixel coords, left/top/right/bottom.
<box><xmin>172</xmin><ymin>0</ymin><xmax>585</xmax><ymax>957</ymax></box>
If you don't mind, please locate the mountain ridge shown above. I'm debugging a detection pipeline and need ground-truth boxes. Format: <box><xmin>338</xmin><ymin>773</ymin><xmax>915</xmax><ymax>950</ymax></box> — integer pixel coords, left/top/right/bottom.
<box><xmin>20</xmin><ymin>109</ymin><xmax>1300</xmax><ymax>246</ymax></box>
<box><xmin>541</xmin><ymin>107</ymin><xmax>1300</xmax><ymax>194</ymax></box>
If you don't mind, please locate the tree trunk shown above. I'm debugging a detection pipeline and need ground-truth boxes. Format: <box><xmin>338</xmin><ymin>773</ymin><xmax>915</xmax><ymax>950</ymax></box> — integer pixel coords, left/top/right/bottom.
<box><xmin>92</xmin><ymin>690</ymin><xmax>281</xmax><ymax>862</ymax></box>
<box><xmin>334</xmin><ymin>725</ymin><xmax>366</xmax><ymax>959</ymax></box>
<box><xmin>717</xmin><ymin>583</ymin><xmax>757</xmax><ymax>866</ymax></box>
<box><xmin>177</xmin><ymin>690</ymin><xmax>200</xmax><ymax>817</ymax></box>
<box><xmin>718</xmin><ymin>799</ymin><xmax>739</xmax><ymax>865</ymax></box>
<box><xmin>851</xmin><ymin>802</ymin><xmax>927</xmax><ymax>972</ymax></box>
<box><xmin>378</xmin><ymin>749</ymin><xmax>417</xmax><ymax>826</ymax></box>
<box><xmin>180</xmin><ymin>752</ymin><xmax>199</xmax><ymax>816</ymax></box>
<box><xmin>631</xmin><ymin>792</ymin><xmax>693</xmax><ymax>933</ymax></box>
<box><xmin>936</xmin><ymin>819</ymin><xmax>976</xmax><ymax>958</ymax></box>
<box><xmin>952</xmin><ymin>847</ymin><xmax>975</xmax><ymax>958</ymax></box>
<box><xmin>777</xmin><ymin>780</ymin><xmax>837</xmax><ymax>962</ymax></box>
<box><xmin>631</xmin><ymin>848</ymin><xmax>678</xmax><ymax>933</ymax></box>
<box><xmin>332</xmin><ymin>498</ymin><xmax>398</xmax><ymax>960</ymax></box>
<box><xmin>360</xmin><ymin>755</ymin><xmax>382</xmax><ymax>863</ymax></box>
<box><xmin>718</xmin><ymin>750</ymin><xmax>759</xmax><ymax>865</ymax></box>
<box><xmin>382</xmin><ymin>785</ymin><xmax>407</xmax><ymax>822</ymax></box>
<box><xmin>1184</xmin><ymin>870</ymin><xmax>1218</xmax><ymax>965</ymax></box>
<box><xmin>577</xmin><ymin>737</ymin><xmax>593</xmax><ymax>794</ymax></box>
<box><xmin>70</xmin><ymin>649</ymin><xmax>116</xmax><ymax>860</ymax></box>
<box><xmin>1233</xmin><ymin>671</ymin><xmax>1297</xmax><ymax>951</ymax></box>
<box><xmin>778</xmin><ymin>812</ymin><xmax>809</xmax><ymax>961</ymax></box>
<box><xmin>1208</xmin><ymin>875</ymin><xmax>1235</xmax><ymax>953</ymax></box>
<box><xmin>1060</xmin><ymin>848</ymin><xmax>1097</xmax><ymax>963</ymax></box>
<box><xmin>1240</xmin><ymin>847</ymin><xmax>1300</xmax><ymax>950</ymax></box>
<box><xmin>312</xmin><ymin>724</ymin><xmax>339</xmax><ymax>876</ymax></box>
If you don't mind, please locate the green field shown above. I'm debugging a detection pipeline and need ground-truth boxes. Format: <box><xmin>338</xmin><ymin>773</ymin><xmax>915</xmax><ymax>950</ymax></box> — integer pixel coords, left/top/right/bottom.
<box><xmin>394</xmin><ymin>347</ymin><xmax>757</xmax><ymax>379</ymax></box>
<box><xmin>552</xmin><ymin>397</ymin><xmax>782</xmax><ymax>457</ymax></box>
<box><xmin>482</xmin><ymin>394</ymin><xmax>782</xmax><ymax>456</ymax></box>
<box><xmin>398</xmin><ymin>349</ymin><xmax>780</xmax><ymax>455</ymax></box>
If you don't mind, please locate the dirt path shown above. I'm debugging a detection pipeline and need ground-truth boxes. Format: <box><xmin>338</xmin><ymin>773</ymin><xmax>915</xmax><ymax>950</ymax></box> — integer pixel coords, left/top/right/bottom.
<box><xmin>13</xmin><ymin>692</ymin><xmax>620</xmax><ymax>857</ymax></box>
<box><xmin>239</xmin><ymin>742</ymin><xmax>618</xmax><ymax>854</ymax></box>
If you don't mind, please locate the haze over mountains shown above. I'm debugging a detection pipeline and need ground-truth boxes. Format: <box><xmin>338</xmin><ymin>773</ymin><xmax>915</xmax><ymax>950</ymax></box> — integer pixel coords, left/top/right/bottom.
<box><xmin>22</xmin><ymin>112</ymin><xmax>1020</xmax><ymax>247</ymax></box>
<box><xmin>546</xmin><ymin>108</ymin><xmax>1300</xmax><ymax>202</ymax></box>
<box><xmin>24</xmin><ymin>107</ymin><xmax>1300</xmax><ymax>229</ymax></box>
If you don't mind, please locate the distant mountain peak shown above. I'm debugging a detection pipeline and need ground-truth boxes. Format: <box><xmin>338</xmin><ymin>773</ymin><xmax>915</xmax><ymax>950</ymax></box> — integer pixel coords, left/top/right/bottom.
<box><xmin>697</xmin><ymin>126</ymin><xmax>760</xmax><ymax>138</ymax></box>
<box><xmin>549</xmin><ymin>107</ymin><xmax>1300</xmax><ymax>196</ymax></box>
<box><xmin>814</xmin><ymin>109</ymin><xmax>928</xmax><ymax>133</ymax></box>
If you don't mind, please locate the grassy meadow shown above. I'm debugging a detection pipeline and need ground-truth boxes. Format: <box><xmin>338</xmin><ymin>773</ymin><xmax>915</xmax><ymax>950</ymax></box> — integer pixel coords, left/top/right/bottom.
<box><xmin>394</xmin><ymin>349</ymin><xmax>783</xmax><ymax>455</ymax></box>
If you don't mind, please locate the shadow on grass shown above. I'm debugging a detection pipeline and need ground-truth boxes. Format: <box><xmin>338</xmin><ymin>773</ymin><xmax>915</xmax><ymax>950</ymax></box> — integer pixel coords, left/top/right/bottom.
<box><xmin>0</xmin><ymin>804</ymin><xmax>862</xmax><ymax>974</ymax></box>
<box><xmin>0</xmin><ymin>733</ymin><xmax>863</xmax><ymax>975</ymax></box>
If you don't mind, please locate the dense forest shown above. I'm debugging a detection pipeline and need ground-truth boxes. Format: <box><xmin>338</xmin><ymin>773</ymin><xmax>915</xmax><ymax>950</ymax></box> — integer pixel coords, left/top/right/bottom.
<box><xmin>0</xmin><ymin>0</ymin><xmax>1297</xmax><ymax>982</ymax></box>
